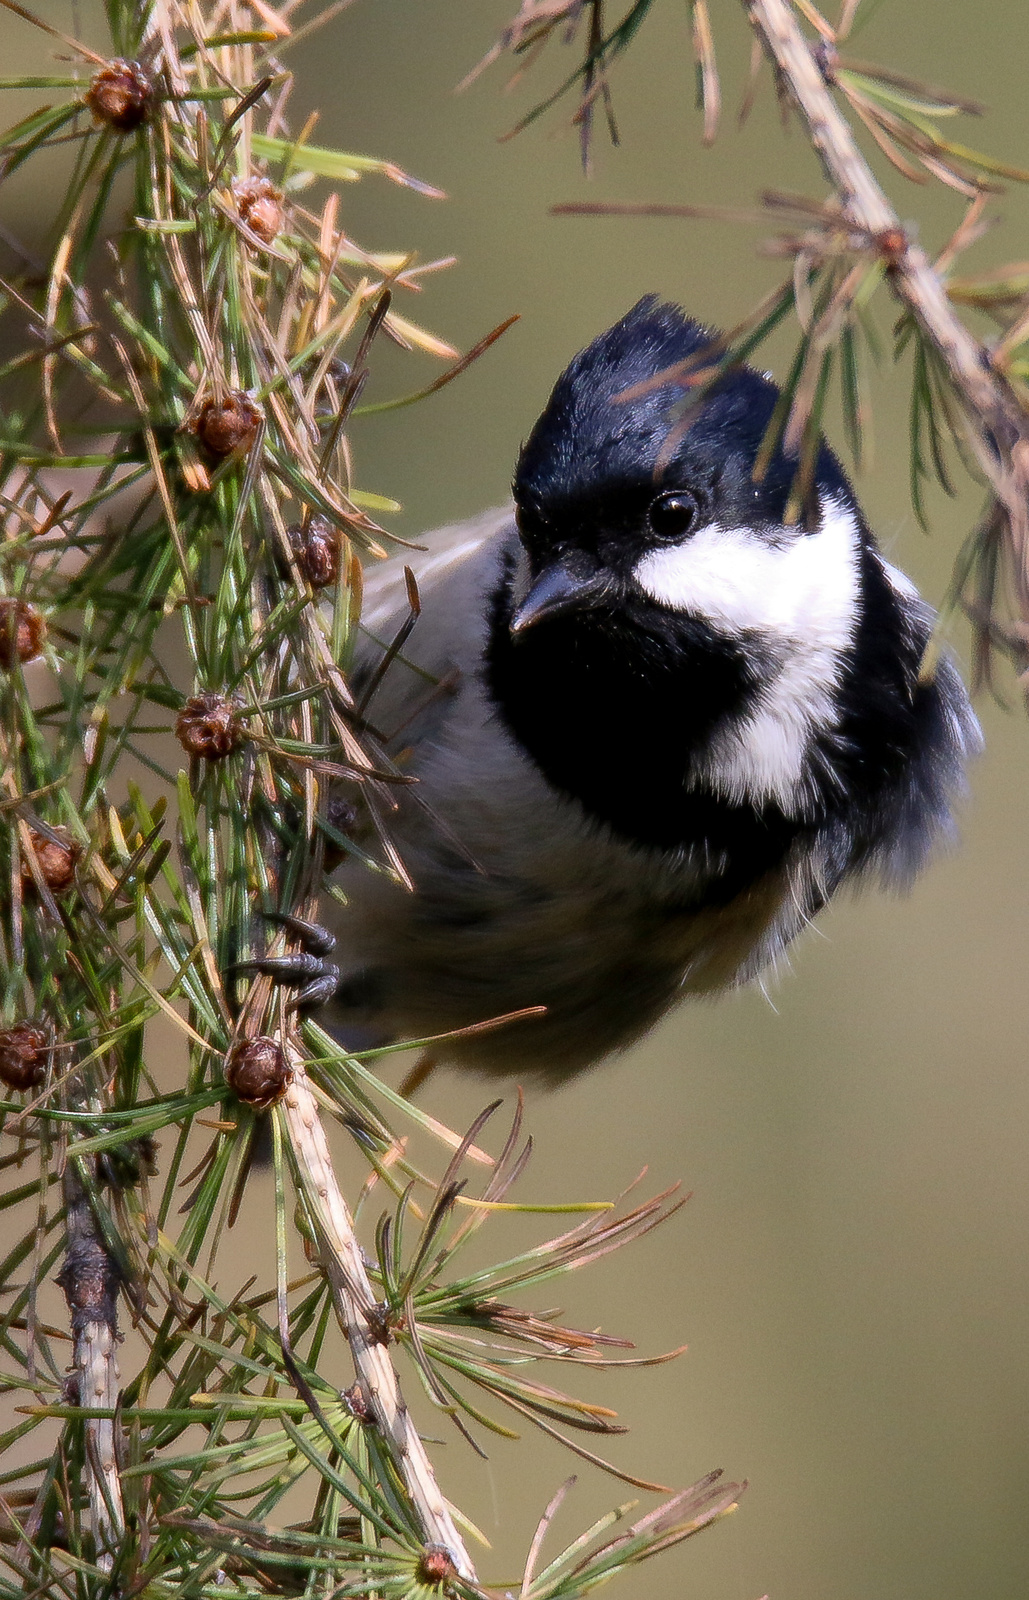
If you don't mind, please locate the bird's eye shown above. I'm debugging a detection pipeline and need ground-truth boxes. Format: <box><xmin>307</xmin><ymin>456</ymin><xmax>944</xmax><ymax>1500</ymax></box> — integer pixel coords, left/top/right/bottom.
<box><xmin>648</xmin><ymin>491</ymin><xmax>700</xmax><ymax>542</ymax></box>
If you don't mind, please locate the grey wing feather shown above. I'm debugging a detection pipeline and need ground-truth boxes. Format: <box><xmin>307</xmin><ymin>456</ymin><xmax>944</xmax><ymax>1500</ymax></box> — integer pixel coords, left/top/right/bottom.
<box><xmin>877</xmin><ymin>594</ymin><xmax>982</xmax><ymax>885</ymax></box>
<box><xmin>354</xmin><ymin>506</ymin><xmax>515</xmax><ymax>749</ymax></box>
<box><xmin>838</xmin><ymin>560</ymin><xmax>982</xmax><ymax>890</ymax></box>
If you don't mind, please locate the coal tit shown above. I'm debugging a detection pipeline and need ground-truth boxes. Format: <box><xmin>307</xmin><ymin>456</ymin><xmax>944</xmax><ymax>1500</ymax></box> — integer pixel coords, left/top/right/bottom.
<box><xmin>276</xmin><ymin>298</ymin><xmax>980</xmax><ymax>1080</ymax></box>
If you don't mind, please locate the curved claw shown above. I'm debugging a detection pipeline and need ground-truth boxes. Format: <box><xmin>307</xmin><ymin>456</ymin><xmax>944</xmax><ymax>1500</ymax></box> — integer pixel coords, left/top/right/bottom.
<box><xmin>237</xmin><ymin>951</ymin><xmax>328</xmax><ymax>981</ymax></box>
<box><xmin>287</xmin><ymin>970</ymin><xmax>342</xmax><ymax>1010</ymax></box>
<box><xmin>237</xmin><ymin>952</ymin><xmax>341</xmax><ymax>1008</ymax></box>
<box><xmin>262</xmin><ymin>912</ymin><xmax>337</xmax><ymax>957</ymax></box>
<box><xmin>237</xmin><ymin>916</ymin><xmax>342</xmax><ymax>1011</ymax></box>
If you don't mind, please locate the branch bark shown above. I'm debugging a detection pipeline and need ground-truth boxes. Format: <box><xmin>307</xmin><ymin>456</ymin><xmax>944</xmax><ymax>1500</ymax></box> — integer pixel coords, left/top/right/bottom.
<box><xmin>281</xmin><ymin>1052</ymin><xmax>476</xmax><ymax>1581</ymax></box>
<box><xmin>57</xmin><ymin>1163</ymin><xmax>125</xmax><ymax>1570</ymax></box>
<box><xmin>744</xmin><ymin>0</ymin><xmax>1029</xmax><ymax>531</ymax></box>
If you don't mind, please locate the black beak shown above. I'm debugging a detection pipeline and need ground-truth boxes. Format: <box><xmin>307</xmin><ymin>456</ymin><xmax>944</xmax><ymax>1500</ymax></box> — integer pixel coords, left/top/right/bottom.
<box><xmin>510</xmin><ymin>562</ymin><xmax>612</xmax><ymax>636</ymax></box>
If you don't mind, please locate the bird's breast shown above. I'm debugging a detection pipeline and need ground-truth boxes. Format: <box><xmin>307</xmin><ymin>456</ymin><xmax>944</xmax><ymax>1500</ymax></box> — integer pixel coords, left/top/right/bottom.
<box><xmin>484</xmin><ymin>567</ymin><xmax>815</xmax><ymax>892</ymax></box>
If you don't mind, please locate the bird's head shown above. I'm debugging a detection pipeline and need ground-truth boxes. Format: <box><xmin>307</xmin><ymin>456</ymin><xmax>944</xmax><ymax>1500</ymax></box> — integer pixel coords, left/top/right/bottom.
<box><xmin>509</xmin><ymin>295</ymin><xmax>858</xmax><ymax>640</ymax></box>
<box><xmin>487</xmin><ymin>297</ymin><xmax>974</xmax><ymax>882</ymax></box>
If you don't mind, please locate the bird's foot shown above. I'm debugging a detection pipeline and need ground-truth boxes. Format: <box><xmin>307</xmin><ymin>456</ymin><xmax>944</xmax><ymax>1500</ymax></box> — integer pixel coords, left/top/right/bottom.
<box><xmin>237</xmin><ymin>913</ymin><xmax>341</xmax><ymax>1009</ymax></box>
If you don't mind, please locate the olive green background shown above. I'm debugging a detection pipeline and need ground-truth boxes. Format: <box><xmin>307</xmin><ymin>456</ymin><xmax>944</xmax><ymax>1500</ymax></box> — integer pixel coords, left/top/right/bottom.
<box><xmin>4</xmin><ymin>3</ymin><xmax>1029</xmax><ymax>1598</ymax></box>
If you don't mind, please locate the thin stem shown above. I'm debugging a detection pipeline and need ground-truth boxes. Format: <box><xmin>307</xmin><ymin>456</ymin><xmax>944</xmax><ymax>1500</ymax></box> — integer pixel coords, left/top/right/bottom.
<box><xmin>281</xmin><ymin>1050</ymin><xmax>476</xmax><ymax>1580</ymax></box>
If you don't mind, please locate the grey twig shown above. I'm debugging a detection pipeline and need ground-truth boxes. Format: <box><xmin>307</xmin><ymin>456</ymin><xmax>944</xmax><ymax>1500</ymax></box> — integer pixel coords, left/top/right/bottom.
<box><xmin>57</xmin><ymin>1162</ymin><xmax>125</xmax><ymax>1569</ymax></box>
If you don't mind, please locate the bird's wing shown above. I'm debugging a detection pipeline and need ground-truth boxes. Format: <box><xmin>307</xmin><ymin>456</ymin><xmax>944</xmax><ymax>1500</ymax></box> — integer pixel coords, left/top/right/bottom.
<box><xmin>354</xmin><ymin>505</ymin><xmax>516</xmax><ymax>748</ymax></box>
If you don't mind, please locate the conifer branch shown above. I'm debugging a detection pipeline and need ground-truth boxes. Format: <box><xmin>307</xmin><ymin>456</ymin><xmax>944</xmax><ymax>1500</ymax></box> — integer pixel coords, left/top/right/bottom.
<box><xmin>743</xmin><ymin>0</ymin><xmax>1029</xmax><ymax>495</ymax></box>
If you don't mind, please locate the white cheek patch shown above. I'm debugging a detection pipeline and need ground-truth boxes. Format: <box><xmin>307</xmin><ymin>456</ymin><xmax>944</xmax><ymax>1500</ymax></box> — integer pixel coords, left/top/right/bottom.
<box><xmin>633</xmin><ymin>498</ymin><xmax>862</xmax><ymax>811</ymax></box>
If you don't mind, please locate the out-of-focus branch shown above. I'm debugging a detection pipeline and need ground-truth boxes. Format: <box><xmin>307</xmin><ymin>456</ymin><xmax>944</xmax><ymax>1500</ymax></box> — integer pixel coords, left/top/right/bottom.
<box><xmin>57</xmin><ymin>1163</ymin><xmax>125</xmax><ymax>1570</ymax></box>
<box><xmin>744</xmin><ymin>0</ymin><xmax>1029</xmax><ymax>531</ymax></box>
<box><xmin>281</xmin><ymin>1052</ymin><xmax>476</xmax><ymax>1582</ymax></box>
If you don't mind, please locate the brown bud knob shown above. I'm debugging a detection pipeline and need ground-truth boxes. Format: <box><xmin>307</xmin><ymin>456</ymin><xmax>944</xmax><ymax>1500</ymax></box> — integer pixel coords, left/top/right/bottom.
<box><xmin>233</xmin><ymin>175</ymin><xmax>285</xmax><ymax>245</ymax></box>
<box><xmin>341</xmin><ymin>1382</ymin><xmax>371</xmax><ymax>1422</ymax></box>
<box><xmin>813</xmin><ymin>38</ymin><xmax>839</xmax><ymax>85</ymax></box>
<box><xmin>175</xmin><ymin>692</ymin><xmax>243</xmax><ymax>760</ymax></box>
<box><xmin>0</xmin><ymin>599</ymin><xmax>45</xmax><ymax>668</ymax></box>
<box><xmin>22</xmin><ymin>828</ymin><xmax>79</xmax><ymax>894</ymax></box>
<box><xmin>85</xmin><ymin>59</ymin><xmax>152</xmax><ymax>131</ymax></box>
<box><xmin>0</xmin><ymin>1023</ymin><xmax>49</xmax><ymax>1091</ymax></box>
<box><xmin>877</xmin><ymin>226</ymin><xmax>908</xmax><ymax>265</ymax></box>
<box><xmin>417</xmin><ymin>1547</ymin><xmax>458</xmax><ymax>1588</ymax></box>
<box><xmin>194</xmin><ymin>392</ymin><xmax>262</xmax><ymax>458</ymax></box>
<box><xmin>365</xmin><ymin>1302</ymin><xmax>402</xmax><ymax>1345</ymax></box>
<box><xmin>288</xmin><ymin>516</ymin><xmax>342</xmax><ymax>589</ymax></box>
<box><xmin>225</xmin><ymin>1036</ymin><xmax>292</xmax><ymax>1109</ymax></box>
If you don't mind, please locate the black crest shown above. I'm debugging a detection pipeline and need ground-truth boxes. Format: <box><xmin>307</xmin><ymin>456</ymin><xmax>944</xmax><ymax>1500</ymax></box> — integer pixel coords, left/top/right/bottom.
<box><xmin>515</xmin><ymin>296</ymin><xmax>851</xmax><ymax>538</ymax></box>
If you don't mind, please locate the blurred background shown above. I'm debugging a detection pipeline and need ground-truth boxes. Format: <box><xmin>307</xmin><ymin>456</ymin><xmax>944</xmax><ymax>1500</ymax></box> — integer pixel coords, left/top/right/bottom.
<box><xmin>4</xmin><ymin>3</ymin><xmax>1029</xmax><ymax>1598</ymax></box>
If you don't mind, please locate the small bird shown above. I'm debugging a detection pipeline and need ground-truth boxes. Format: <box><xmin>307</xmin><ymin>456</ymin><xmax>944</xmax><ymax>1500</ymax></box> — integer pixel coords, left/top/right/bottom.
<box><xmin>270</xmin><ymin>298</ymin><xmax>980</xmax><ymax>1082</ymax></box>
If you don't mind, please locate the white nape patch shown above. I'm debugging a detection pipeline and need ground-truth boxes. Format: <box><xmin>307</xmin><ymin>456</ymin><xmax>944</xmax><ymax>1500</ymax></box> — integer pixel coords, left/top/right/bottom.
<box><xmin>634</xmin><ymin>497</ymin><xmax>862</xmax><ymax>811</ymax></box>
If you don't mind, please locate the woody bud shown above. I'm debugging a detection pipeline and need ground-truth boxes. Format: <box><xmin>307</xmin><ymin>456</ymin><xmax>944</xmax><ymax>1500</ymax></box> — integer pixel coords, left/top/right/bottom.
<box><xmin>225</xmin><ymin>1036</ymin><xmax>292</xmax><ymax>1110</ymax></box>
<box><xmin>877</xmin><ymin>226</ymin><xmax>908</xmax><ymax>264</ymax></box>
<box><xmin>175</xmin><ymin>692</ymin><xmax>243</xmax><ymax>760</ymax></box>
<box><xmin>194</xmin><ymin>392</ymin><xmax>262</xmax><ymax>458</ymax></box>
<box><xmin>0</xmin><ymin>1023</ymin><xmax>49</xmax><ymax>1091</ymax></box>
<box><xmin>85</xmin><ymin>59</ymin><xmax>152</xmax><ymax>131</ymax></box>
<box><xmin>22</xmin><ymin>828</ymin><xmax>79</xmax><ymax>894</ymax></box>
<box><xmin>417</xmin><ymin>1547</ymin><xmax>458</xmax><ymax>1588</ymax></box>
<box><xmin>341</xmin><ymin>1382</ymin><xmax>371</xmax><ymax>1422</ymax></box>
<box><xmin>288</xmin><ymin>515</ymin><xmax>342</xmax><ymax>589</ymax></box>
<box><xmin>0</xmin><ymin>599</ymin><xmax>45</xmax><ymax>667</ymax></box>
<box><xmin>233</xmin><ymin>175</ymin><xmax>285</xmax><ymax>245</ymax></box>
